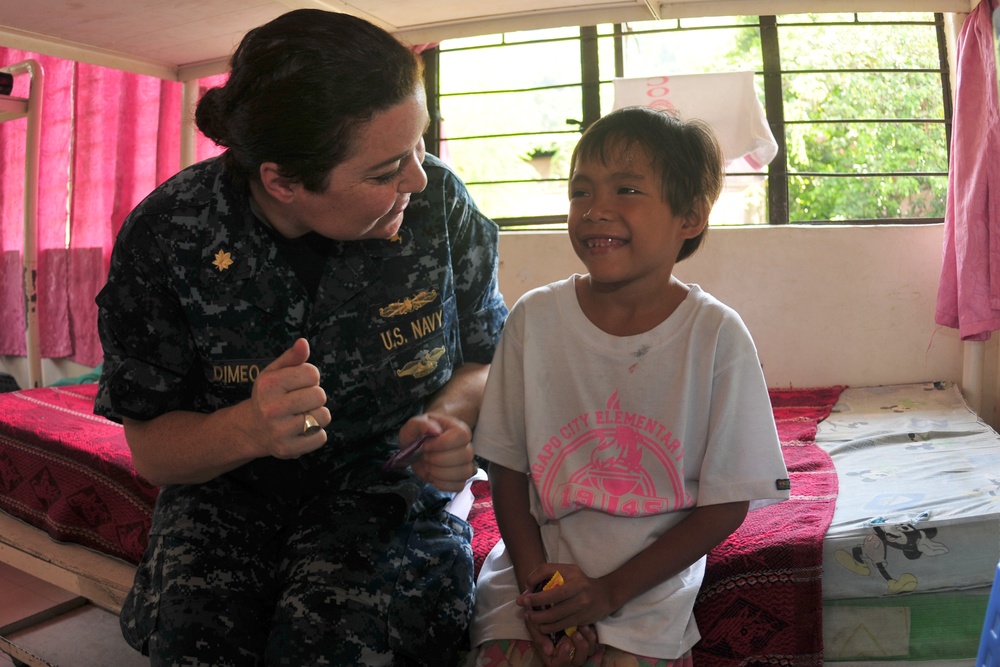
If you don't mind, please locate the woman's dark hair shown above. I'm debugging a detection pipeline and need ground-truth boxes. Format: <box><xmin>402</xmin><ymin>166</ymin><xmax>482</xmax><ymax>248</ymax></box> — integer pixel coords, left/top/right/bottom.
<box><xmin>569</xmin><ymin>106</ymin><xmax>725</xmax><ymax>262</ymax></box>
<box><xmin>195</xmin><ymin>9</ymin><xmax>423</xmax><ymax>191</ymax></box>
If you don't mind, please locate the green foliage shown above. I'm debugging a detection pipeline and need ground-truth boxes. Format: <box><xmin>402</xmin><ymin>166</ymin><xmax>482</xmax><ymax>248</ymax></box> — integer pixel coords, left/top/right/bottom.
<box><xmin>729</xmin><ymin>15</ymin><xmax>948</xmax><ymax>221</ymax></box>
<box><xmin>436</xmin><ymin>13</ymin><xmax>949</xmax><ymax>224</ymax></box>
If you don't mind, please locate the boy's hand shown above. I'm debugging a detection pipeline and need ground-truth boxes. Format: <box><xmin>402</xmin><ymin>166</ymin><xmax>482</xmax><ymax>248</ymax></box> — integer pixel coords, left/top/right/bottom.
<box><xmin>518</xmin><ymin>565</ymin><xmax>603</xmax><ymax>665</ymax></box>
<box><xmin>519</xmin><ymin>564</ymin><xmax>614</xmax><ymax>650</ymax></box>
<box><xmin>523</xmin><ymin>620</ymin><xmax>597</xmax><ymax>667</ymax></box>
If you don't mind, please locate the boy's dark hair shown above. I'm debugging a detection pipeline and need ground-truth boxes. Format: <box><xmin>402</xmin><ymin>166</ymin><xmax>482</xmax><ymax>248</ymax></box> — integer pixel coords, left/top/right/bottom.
<box><xmin>195</xmin><ymin>9</ymin><xmax>423</xmax><ymax>192</ymax></box>
<box><xmin>569</xmin><ymin>106</ymin><xmax>725</xmax><ymax>262</ymax></box>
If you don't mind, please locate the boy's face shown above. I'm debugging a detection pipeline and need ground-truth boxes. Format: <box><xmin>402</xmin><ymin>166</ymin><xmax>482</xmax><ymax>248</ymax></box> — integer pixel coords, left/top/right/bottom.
<box><xmin>567</xmin><ymin>146</ymin><xmax>704</xmax><ymax>290</ymax></box>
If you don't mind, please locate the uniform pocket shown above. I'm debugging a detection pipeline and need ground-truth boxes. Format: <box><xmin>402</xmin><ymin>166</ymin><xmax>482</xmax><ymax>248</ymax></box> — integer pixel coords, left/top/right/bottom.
<box><xmin>365</xmin><ymin>293</ymin><xmax>460</xmax><ymax>417</ymax></box>
<box><xmin>387</xmin><ymin>506</ymin><xmax>475</xmax><ymax>665</ymax></box>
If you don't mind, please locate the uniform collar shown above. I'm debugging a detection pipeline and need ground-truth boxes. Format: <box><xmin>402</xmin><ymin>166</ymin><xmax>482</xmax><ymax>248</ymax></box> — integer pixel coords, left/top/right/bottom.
<box><xmin>194</xmin><ymin>162</ymin><xmax>423</xmax><ymax>330</ymax></box>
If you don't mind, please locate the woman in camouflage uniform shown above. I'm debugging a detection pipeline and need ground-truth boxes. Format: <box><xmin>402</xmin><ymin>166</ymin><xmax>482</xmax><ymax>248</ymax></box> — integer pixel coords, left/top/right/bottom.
<box><xmin>95</xmin><ymin>9</ymin><xmax>507</xmax><ymax>666</ymax></box>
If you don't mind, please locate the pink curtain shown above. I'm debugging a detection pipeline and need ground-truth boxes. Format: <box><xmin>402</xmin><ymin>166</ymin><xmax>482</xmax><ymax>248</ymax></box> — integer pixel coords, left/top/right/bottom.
<box><xmin>0</xmin><ymin>52</ymin><xmax>73</xmax><ymax>361</ymax></box>
<box><xmin>935</xmin><ymin>0</ymin><xmax>1000</xmax><ymax>341</ymax></box>
<box><xmin>0</xmin><ymin>48</ymin><xmax>225</xmax><ymax>368</ymax></box>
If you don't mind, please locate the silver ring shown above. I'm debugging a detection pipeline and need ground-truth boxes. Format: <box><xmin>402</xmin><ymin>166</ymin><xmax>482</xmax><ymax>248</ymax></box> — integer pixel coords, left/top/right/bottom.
<box><xmin>301</xmin><ymin>413</ymin><xmax>321</xmax><ymax>436</ymax></box>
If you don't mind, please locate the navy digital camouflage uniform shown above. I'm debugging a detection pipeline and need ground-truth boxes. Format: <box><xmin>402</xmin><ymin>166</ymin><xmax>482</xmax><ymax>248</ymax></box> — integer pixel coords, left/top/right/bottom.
<box><xmin>94</xmin><ymin>153</ymin><xmax>508</xmax><ymax>667</ymax></box>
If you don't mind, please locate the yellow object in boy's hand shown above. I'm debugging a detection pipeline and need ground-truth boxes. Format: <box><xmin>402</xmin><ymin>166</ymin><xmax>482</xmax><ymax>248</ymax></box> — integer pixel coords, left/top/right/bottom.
<box><xmin>533</xmin><ymin>570</ymin><xmax>578</xmax><ymax>640</ymax></box>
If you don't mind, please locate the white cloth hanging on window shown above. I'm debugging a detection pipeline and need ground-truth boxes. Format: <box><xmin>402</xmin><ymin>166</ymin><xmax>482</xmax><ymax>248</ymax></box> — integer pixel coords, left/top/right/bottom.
<box><xmin>613</xmin><ymin>71</ymin><xmax>777</xmax><ymax>172</ymax></box>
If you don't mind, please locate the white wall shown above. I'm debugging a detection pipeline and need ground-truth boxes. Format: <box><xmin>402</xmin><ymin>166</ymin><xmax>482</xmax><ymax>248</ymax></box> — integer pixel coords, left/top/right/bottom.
<box><xmin>498</xmin><ymin>223</ymin><xmax>964</xmax><ymax>390</ymax></box>
<box><xmin>0</xmin><ymin>356</ymin><xmax>93</xmax><ymax>390</ymax></box>
<box><xmin>1</xmin><ymin>223</ymin><xmax>968</xmax><ymax>410</ymax></box>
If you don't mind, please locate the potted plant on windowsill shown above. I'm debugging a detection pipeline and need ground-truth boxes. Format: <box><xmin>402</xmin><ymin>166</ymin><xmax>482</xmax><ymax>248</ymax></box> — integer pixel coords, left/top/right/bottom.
<box><xmin>521</xmin><ymin>145</ymin><xmax>558</xmax><ymax>179</ymax></box>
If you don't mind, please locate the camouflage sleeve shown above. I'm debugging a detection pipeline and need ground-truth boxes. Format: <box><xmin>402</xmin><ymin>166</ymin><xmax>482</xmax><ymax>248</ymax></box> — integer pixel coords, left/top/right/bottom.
<box><xmin>95</xmin><ymin>217</ymin><xmax>197</xmax><ymax>423</ymax></box>
<box><xmin>435</xmin><ymin>162</ymin><xmax>508</xmax><ymax>365</ymax></box>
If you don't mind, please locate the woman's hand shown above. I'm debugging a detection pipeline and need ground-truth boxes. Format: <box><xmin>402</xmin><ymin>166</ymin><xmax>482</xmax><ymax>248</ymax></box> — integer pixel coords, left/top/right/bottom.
<box><xmin>122</xmin><ymin>338</ymin><xmax>332</xmax><ymax>486</ymax></box>
<box><xmin>397</xmin><ymin>361</ymin><xmax>487</xmax><ymax>492</ymax></box>
<box><xmin>402</xmin><ymin>413</ymin><xmax>477</xmax><ymax>492</ymax></box>
<box><xmin>247</xmin><ymin>337</ymin><xmax>331</xmax><ymax>459</ymax></box>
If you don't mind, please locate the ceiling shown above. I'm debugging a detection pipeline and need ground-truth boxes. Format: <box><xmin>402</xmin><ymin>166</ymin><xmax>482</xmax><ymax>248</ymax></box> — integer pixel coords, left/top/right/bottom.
<box><xmin>0</xmin><ymin>0</ymin><xmax>977</xmax><ymax>81</ymax></box>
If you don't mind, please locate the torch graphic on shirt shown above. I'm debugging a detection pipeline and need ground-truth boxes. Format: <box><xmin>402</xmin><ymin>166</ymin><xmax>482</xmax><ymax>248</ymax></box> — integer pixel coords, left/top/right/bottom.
<box><xmin>540</xmin><ymin>391</ymin><xmax>690</xmax><ymax>517</ymax></box>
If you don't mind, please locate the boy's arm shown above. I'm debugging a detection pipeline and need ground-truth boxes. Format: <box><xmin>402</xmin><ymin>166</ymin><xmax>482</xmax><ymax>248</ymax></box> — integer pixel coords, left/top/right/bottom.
<box><xmin>523</xmin><ymin>500</ymin><xmax>749</xmax><ymax>634</ymax></box>
<box><xmin>489</xmin><ymin>462</ymin><xmax>547</xmax><ymax>592</ymax></box>
<box><xmin>602</xmin><ymin>500</ymin><xmax>749</xmax><ymax>611</ymax></box>
<box><xmin>493</xmin><ymin>462</ymin><xmax>601</xmax><ymax>665</ymax></box>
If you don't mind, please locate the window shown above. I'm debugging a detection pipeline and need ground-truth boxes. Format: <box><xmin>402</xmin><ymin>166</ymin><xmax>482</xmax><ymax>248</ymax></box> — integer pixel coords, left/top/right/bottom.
<box><xmin>423</xmin><ymin>13</ymin><xmax>950</xmax><ymax>227</ymax></box>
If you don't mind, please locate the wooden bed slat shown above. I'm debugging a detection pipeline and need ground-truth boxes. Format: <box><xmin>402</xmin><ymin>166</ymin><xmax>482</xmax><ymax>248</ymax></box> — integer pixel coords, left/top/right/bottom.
<box><xmin>0</xmin><ymin>512</ymin><xmax>134</xmax><ymax>614</ymax></box>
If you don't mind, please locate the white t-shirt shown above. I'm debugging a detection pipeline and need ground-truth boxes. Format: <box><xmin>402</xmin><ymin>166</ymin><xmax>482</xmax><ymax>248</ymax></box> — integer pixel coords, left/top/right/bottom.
<box><xmin>470</xmin><ymin>276</ymin><xmax>789</xmax><ymax>658</ymax></box>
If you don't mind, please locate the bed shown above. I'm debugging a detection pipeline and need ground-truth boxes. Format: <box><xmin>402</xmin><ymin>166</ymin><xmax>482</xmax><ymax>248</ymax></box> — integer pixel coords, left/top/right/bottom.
<box><xmin>0</xmin><ymin>383</ymin><xmax>153</xmax><ymax>612</ymax></box>
<box><xmin>2</xmin><ymin>379</ymin><xmax>997</xmax><ymax>664</ymax></box>
<box><xmin>816</xmin><ymin>382</ymin><xmax>1000</xmax><ymax>665</ymax></box>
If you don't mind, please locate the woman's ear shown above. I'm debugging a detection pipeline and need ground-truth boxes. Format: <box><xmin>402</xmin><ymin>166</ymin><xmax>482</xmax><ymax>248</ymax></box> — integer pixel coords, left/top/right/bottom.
<box><xmin>258</xmin><ymin>162</ymin><xmax>297</xmax><ymax>204</ymax></box>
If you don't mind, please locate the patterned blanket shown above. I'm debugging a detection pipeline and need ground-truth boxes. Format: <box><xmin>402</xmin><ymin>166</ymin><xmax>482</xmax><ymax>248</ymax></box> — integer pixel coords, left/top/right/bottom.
<box><xmin>0</xmin><ymin>384</ymin><xmax>156</xmax><ymax>563</ymax></box>
<box><xmin>469</xmin><ymin>386</ymin><xmax>845</xmax><ymax>665</ymax></box>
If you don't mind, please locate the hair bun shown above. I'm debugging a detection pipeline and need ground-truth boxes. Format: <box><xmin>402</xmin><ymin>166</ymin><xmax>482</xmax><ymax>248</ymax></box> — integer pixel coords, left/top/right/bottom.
<box><xmin>194</xmin><ymin>87</ymin><xmax>230</xmax><ymax>147</ymax></box>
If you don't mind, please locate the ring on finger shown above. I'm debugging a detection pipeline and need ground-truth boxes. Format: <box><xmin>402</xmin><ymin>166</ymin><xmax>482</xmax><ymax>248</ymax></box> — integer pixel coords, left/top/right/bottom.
<box><xmin>301</xmin><ymin>412</ymin><xmax>321</xmax><ymax>436</ymax></box>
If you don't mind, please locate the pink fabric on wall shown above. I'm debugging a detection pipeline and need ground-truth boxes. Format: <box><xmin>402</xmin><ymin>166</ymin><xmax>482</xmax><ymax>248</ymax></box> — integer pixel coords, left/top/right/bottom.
<box><xmin>37</xmin><ymin>249</ymin><xmax>71</xmax><ymax>358</ymax></box>
<box><xmin>1</xmin><ymin>48</ymin><xmax>225</xmax><ymax>369</ymax></box>
<box><xmin>196</xmin><ymin>74</ymin><xmax>230</xmax><ymax>161</ymax></box>
<box><xmin>157</xmin><ymin>79</ymin><xmax>183</xmax><ymax>187</ymax></box>
<box><xmin>0</xmin><ymin>251</ymin><xmax>24</xmax><ymax>355</ymax></box>
<box><xmin>0</xmin><ymin>68</ymin><xmax>28</xmax><ymax>357</ymax></box>
<box><xmin>0</xmin><ymin>51</ymin><xmax>74</xmax><ymax>359</ymax></box>
<box><xmin>936</xmin><ymin>0</ymin><xmax>1000</xmax><ymax>341</ymax></box>
<box><xmin>66</xmin><ymin>64</ymin><xmax>183</xmax><ymax>366</ymax></box>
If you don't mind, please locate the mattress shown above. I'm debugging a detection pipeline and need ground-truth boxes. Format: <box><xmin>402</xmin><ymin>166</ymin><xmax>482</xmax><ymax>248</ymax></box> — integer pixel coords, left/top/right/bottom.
<box><xmin>0</xmin><ymin>384</ymin><xmax>157</xmax><ymax>565</ymax></box>
<box><xmin>816</xmin><ymin>381</ymin><xmax>1000</xmax><ymax>663</ymax></box>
